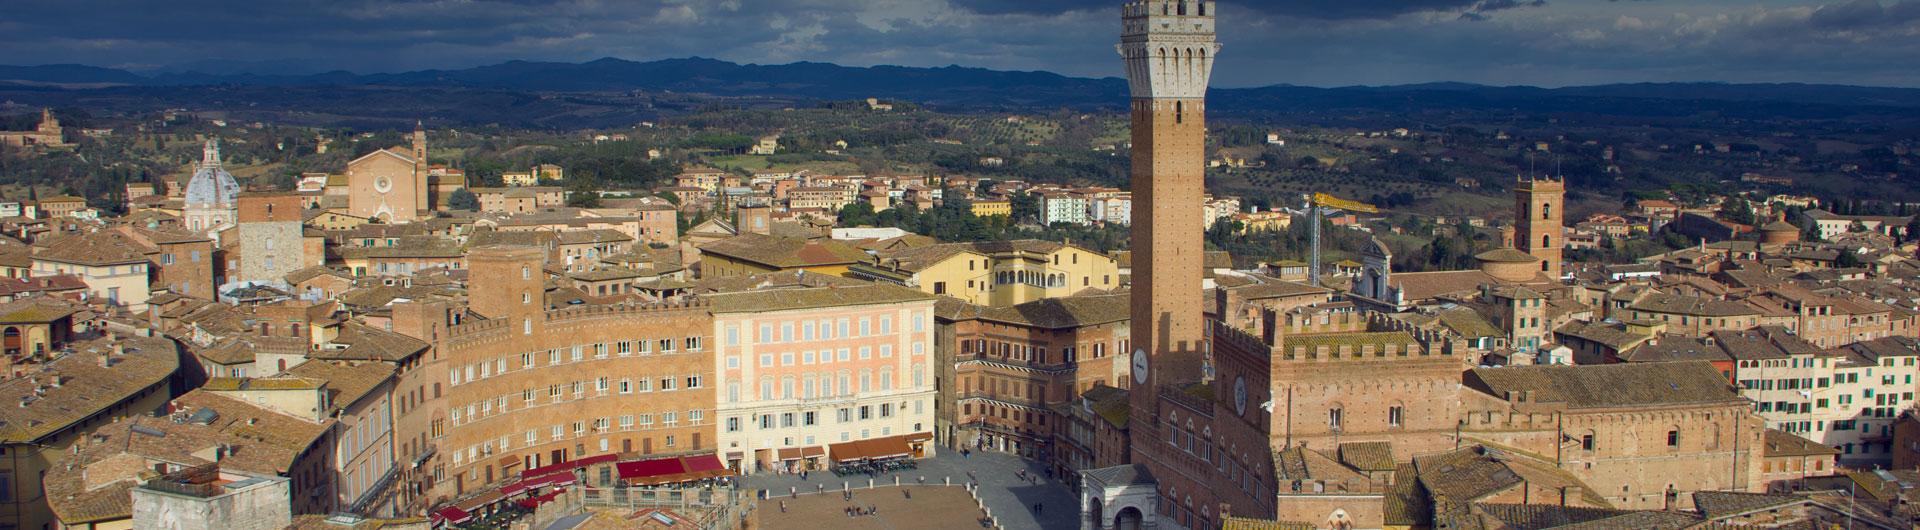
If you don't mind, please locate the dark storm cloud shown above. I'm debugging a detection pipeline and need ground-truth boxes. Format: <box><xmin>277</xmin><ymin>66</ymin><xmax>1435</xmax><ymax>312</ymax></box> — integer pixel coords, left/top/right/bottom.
<box><xmin>952</xmin><ymin>0</ymin><xmax>1538</xmax><ymax>19</ymax></box>
<box><xmin>0</xmin><ymin>0</ymin><xmax>1918</xmax><ymax>88</ymax></box>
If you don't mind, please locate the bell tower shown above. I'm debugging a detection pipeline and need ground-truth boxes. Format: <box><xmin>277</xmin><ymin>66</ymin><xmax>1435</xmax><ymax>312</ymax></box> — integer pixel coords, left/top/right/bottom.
<box><xmin>1120</xmin><ymin>0</ymin><xmax>1219</xmax><ymax>449</ymax></box>
<box><xmin>1514</xmin><ymin>177</ymin><xmax>1565</xmax><ymax>279</ymax></box>
<box><xmin>413</xmin><ymin>121</ymin><xmax>430</xmax><ymax>215</ymax></box>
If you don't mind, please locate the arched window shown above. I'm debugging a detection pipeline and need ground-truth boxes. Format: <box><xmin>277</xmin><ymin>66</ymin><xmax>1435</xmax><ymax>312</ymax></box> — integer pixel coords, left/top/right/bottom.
<box><xmin>1542</xmin><ymin>234</ymin><xmax>1551</xmax><ymax>248</ymax></box>
<box><xmin>1542</xmin><ymin>202</ymin><xmax>1552</xmax><ymax>220</ymax></box>
<box><xmin>1328</xmin><ymin>404</ymin><xmax>1344</xmax><ymax>431</ymax></box>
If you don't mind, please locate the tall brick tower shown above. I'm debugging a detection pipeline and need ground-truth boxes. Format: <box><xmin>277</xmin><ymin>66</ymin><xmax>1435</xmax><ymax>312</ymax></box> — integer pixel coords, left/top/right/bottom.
<box><xmin>467</xmin><ymin>245</ymin><xmax>546</xmax><ymax>335</ymax></box>
<box><xmin>1514</xmin><ymin>177</ymin><xmax>1565</xmax><ymax>279</ymax></box>
<box><xmin>1121</xmin><ymin>0</ymin><xmax>1219</xmax><ymax>448</ymax></box>
<box><xmin>412</xmin><ymin>121</ymin><xmax>430</xmax><ymax>215</ymax></box>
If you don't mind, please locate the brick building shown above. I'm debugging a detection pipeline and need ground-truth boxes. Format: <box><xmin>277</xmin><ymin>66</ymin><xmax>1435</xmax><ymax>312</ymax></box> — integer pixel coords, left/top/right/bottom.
<box><xmin>433</xmin><ymin>246</ymin><xmax>716</xmax><ymax>497</ymax></box>
<box><xmin>937</xmin><ymin>292</ymin><xmax>1130</xmax><ymax>460</ymax></box>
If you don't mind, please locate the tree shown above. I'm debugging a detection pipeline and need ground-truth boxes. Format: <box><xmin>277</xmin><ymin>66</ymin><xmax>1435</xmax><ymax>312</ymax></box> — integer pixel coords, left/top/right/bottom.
<box><xmin>838</xmin><ymin>201</ymin><xmax>878</xmax><ymax>227</ymax></box>
<box><xmin>1009</xmin><ymin>192</ymin><xmax>1040</xmax><ymax>224</ymax></box>
<box><xmin>446</xmin><ymin>188</ymin><xmax>479</xmax><ymax>211</ymax></box>
<box><xmin>1836</xmin><ymin>250</ymin><xmax>1865</xmax><ymax>269</ymax></box>
<box><xmin>1721</xmin><ymin>198</ymin><xmax>1756</xmax><ymax>226</ymax></box>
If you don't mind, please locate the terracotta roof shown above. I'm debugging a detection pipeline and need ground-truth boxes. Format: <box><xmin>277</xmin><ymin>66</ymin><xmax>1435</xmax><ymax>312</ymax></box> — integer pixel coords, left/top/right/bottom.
<box><xmin>0</xmin><ymin>334</ymin><xmax>181</xmax><ymax>444</ymax></box>
<box><xmin>283</xmin><ymin>360</ymin><xmax>396</xmax><ymax>412</ymax></box>
<box><xmin>42</xmin><ymin>390</ymin><xmax>331</xmax><ymax>523</ymax></box>
<box><xmin>1221</xmin><ymin>275</ymin><xmax>1333</xmax><ymax>301</ymax></box>
<box><xmin>1415</xmin><ymin>446</ymin><xmax>1611</xmax><ymax>529</ymax></box>
<box><xmin>1838</xmin><ymin>336</ymin><xmax>1920</xmax><ymax>362</ymax></box>
<box><xmin>555</xmin><ymin>229</ymin><xmax>632</xmax><ymax>245</ymax></box>
<box><xmin>1383</xmin><ymin>463</ymin><xmax>1431</xmax><ymax>526</ymax></box>
<box><xmin>1338</xmin><ymin>441</ymin><xmax>1396</xmax><ymax>472</ymax></box>
<box><xmin>1762</xmin><ymin>429</ymin><xmax>1838</xmax><ymax>458</ymax></box>
<box><xmin>33</xmin><ymin>229</ymin><xmax>152</xmax><ymax>266</ymax></box>
<box><xmin>704</xmin><ymin>283</ymin><xmax>934</xmax><ymax>314</ymax></box>
<box><xmin>195</xmin><ymin>336</ymin><xmax>308</xmax><ymax>366</ymax></box>
<box><xmin>0</xmin><ymin>296</ymin><xmax>79</xmax><ymax>323</ymax></box>
<box><xmin>285</xmin><ymin>265</ymin><xmax>351</xmax><ymax>285</ymax></box>
<box><xmin>336</xmin><ymin>236</ymin><xmax>464</xmax><ymax>259</ymax></box>
<box><xmin>935</xmin><ymin>292</ymin><xmax>1130</xmax><ymax>329</ymax></box>
<box><xmin>313</xmin><ymin>323</ymin><xmax>429</xmax><ymax>363</ymax></box>
<box><xmin>1692</xmin><ymin>491</ymin><xmax>1809</xmax><ymax>520</ymax></box>
<box><xmin>1710</xmin><ymin>327</ymin><xmax>1824</xmax><ymax>360</ymax></box>
<box><xmin>1466</xmin><ymin>362</ymin><xmax>1742</xmax><ymax>408</ymax></box>
<box><xmin>1396</xmin><ymin>307</ymin><xmax>1502</xmax><ymax>339</ymax></box>
<box><xmin>1627</xmin><ymin>293</ymin><xmax>1760</xmax><ymax>317</ymax></box>
<box><xmin>874</xmin><ymin>239</ymin><xmax>1088</xmax><ymax>273</ymax></box>
<box><xmin>697</xmin><ymin>233</ymin><xmax>866</xmax><ymax>269</ymax></box>
<box><xmin>1390</xmin><ymin>270</ymin><xmax>1503</xmax><ymax>302</ymax></box>
<box><xmin>1476</xmin><ymin>248</ymin><xmax>1543</xmax><ymax>263</ymax></box>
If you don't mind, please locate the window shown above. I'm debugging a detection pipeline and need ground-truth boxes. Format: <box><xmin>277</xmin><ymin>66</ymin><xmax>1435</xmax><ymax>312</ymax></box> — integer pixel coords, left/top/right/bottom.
<box><xmin>686</xmin><ymin>375</ymin><xmax>702</xmax><ymax>389</ymax></box>
<box><xmin>726</xmin><ymin>417</ymin><xmax>741</xmax><ymax>432</ymax></box>
<box><xmin>686</xmin><ymin>336</ymin><xmax>702</xmax><ymax>351</ymax></box>
<box><xmin>1667</xmin><ymin>430</ymin><xmax>1679</xmax><ymax>448</ymax></box>
<box><xmin>1581</xmin><ymin>434</ymin><xmax>1595</xmax><ymax>451</ymax></box>
<box><xmin>1388</xmin><ymin>406</ymin><xmax>1403</xmax><ymax>427</ymax></box>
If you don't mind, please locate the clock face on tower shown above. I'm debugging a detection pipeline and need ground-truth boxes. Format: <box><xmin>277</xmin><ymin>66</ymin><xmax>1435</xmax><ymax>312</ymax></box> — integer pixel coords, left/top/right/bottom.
<box><xmin>1131</xmin><ymin>348</ymin><xmax>1149</xmax><ymax>385</ymax></box>
<box><xmin>1233</xmin><ymin>376</ymin><xmax>1248</xmax><ymax>416</ymax></box>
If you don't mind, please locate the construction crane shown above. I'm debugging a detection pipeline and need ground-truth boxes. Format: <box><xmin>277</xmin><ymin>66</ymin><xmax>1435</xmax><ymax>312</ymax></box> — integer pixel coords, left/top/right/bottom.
<box><xmin>1306</xmin><ymin>192</ymin><xmax>1379</xmax><ymax>287</ymax></box>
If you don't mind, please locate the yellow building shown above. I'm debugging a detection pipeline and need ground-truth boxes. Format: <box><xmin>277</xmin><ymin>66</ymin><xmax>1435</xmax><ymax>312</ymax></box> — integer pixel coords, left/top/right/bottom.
<box><xmin>304</xmin><ymin>210</ymin><xmax>370</xmax><ymax>231</ymax></box>
<box><xmin>971</xmin><ymin>199</ymin><xmax>1012</xmax><ymax>218</ymax></box>
<box><xmin>535</xmin><ymin>163</ymin><xmax>564</xmax><ymax>182</ymax></box>
<box><xmin>849</xmin><ymin>239</ymin><xmax>1119</xmax><ymax>306</ymax></box>
<box><xmin>696</xmin><ymin>233</ymin><xmax>868</xmax><ymax>278</ymax></box>
<box><xmin>1235</xmin><ymin>211</ymin><xmax>1292</xmax><ymax>233</ymax></box>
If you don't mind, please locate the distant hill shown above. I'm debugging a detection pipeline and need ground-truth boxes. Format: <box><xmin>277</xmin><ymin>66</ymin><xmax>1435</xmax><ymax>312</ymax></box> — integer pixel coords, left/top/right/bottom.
<box><xmin>5</xmin><ymin>57</ymin><xmax>1920</xmax><ymax>124</ymax></box>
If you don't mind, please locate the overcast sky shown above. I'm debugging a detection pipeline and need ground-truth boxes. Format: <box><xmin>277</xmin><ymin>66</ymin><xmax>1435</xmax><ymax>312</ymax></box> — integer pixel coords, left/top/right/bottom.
<box><xmin>3</xmin><ymin>0</ymin><xmax>1920</xmax><ymax>88</ymax></box>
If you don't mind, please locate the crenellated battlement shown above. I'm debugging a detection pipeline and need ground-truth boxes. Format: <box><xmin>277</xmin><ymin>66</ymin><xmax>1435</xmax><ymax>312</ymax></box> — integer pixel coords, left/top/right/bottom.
<box><xmin>1212</xmin><ymin>318</ymin><xmax>1276</xmax><ymax>358</ymax></box>
<box><xmin>1118</xmin><ymin>0</ymin><xmax>1220</xmax><ymax>100</ymax></box>
<box><xmin>1367</xmin><ymin>312</ymin><xmax>1470</xmax><ymax>357</ymax></box>
<box><xmin>1122</xmin><ymin>1</ymin><xmax>1216</xmax><ymax>22</ymax></box>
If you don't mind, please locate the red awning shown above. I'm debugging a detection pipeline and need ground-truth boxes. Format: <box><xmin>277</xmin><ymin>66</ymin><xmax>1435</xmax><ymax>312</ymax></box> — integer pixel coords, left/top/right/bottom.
<box><xmin>431</xmin><ymin>507</ymin><xmax>471</xmax><ymax>525</ymax></box>
<box><xmin>452</xmin><ymin>490</ymin><xmax>505</xmax><ymax>511</ymax></box>
<box><xmin>776</xmin><ymin>447</ymin><xmax>804</xmax><ymax>460</ymax></box>
<box><xmin>519</xmin><ymin>453</ymin><xmax>618</xmax><ymax>478</ymax></box>
<box><xmin>615</xmin><ymin>454</ymin><xmax>734</xmax><ymax>486</ymax></box>
<box><xmin>515</xmin><ymin>488</ymin><xmax>568</xmax><ymax>509</ymax></box>
<box><xmin>501</xmin><ymin>472</ymin><xmax>576</xmax><ymax>496</ymax></box>
<box><xmin>616</xmin><ymin>457</ymin><xmax>686</xmax><ymax>480</ymax></box>
<box><xmin>683</xmin><ymin>454</ymin><xmax>727</xmax><ymax>474</ymax></box>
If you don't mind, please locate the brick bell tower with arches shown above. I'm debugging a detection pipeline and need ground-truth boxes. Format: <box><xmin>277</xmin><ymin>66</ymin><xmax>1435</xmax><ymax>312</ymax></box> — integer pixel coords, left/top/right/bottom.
<box><xmin>1514</xmin><ymin>176</ymin><xmax>1566</xmax><ymax>279</ymax></box>
<box><xmin>1121</xmin><ymin>0</ymin><xmax>1218</xmax><ymax>445</ymax></box>
<box><xmin>1080</xmin><ymin>2</ymin><xmax>1222</xmax><ymax>530</ymax></box>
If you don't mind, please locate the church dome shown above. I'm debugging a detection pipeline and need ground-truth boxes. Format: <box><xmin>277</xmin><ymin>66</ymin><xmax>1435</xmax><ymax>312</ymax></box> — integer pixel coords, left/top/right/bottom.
<box><xmin>1476</xmin><ymin>248</ymin><xmax>1543</xmax><ymax>282</ymax></box>
<box><xmin>184</xmin><ymin>139</ymin><xmax>239</xmax><ymax>208</ymax></box>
